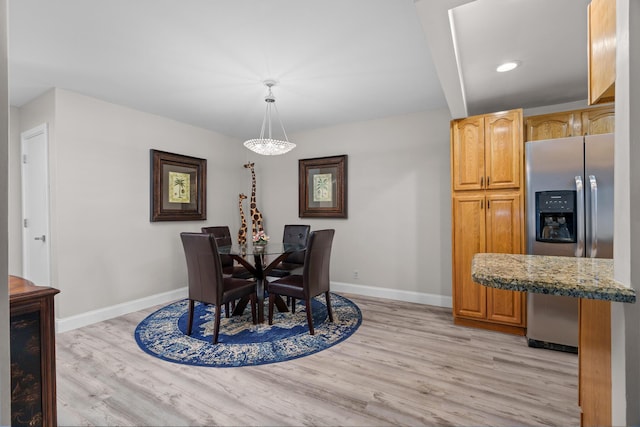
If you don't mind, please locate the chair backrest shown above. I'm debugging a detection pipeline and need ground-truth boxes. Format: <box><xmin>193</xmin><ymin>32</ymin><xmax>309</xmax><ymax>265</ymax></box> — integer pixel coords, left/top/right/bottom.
<box><xmin>201</xmin><ymin>226</ymin><xmax>233</xmax><ymax>268</ymax></box>
<box><xmin>180</xmin><ymin>232</ymin><xmax>225</xmax><ymax>304</ymax></box>
<box><xmin>282</xmin><ymin>224</ymin><xmax>310</xmax><ymax>265</ymax></box>
<box><xmin>302</xmin><ymin>229</ymin><xmax>335</xmax><ymax>297</ymax></box>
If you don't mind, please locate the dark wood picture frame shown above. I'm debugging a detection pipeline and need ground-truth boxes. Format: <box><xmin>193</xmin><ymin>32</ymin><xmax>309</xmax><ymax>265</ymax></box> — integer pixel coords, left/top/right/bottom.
<box><xmin>299</xmin><ymin>154</ymin><xmax>347</xmax><ymax>218</ymax></box>
<box><xmin>150</xmin><ymin>149</ymin><xmax>207</xmax><ymax>222</ymax></box>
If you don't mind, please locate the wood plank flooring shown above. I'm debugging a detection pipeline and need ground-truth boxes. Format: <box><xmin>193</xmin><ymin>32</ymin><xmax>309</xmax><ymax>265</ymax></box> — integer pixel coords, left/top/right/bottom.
<box><xmin>55</xmin><ymin>293</ymin><xmax>579</xmax><ymax>426</ymax></box>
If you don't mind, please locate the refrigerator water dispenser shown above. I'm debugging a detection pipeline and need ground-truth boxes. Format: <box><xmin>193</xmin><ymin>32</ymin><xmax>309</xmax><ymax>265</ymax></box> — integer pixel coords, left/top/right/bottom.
<box><xmin>535</xmin><ymin>191</ymin><xmax>576</xmax><ymax>243</ymax></box>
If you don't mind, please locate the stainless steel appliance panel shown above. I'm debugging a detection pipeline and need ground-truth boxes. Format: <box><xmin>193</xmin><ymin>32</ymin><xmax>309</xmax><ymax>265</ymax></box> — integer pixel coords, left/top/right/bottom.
<box><xmin>524</xmin><ymin>134</ymin><xmax>613</xmax><ymax>352</ymax></box>
<box><xmin>526</xmin><ymin>294</ymin><xmax>578</xmax><ymax>348</ymax></box>
<box><xmin>526</xmin><ymin>136</ymin><xmax>585</xmax><ymax>258</ymax></box>
<box><xmin>585</xmin><ymin>133</ymin><xmax>614</xmax><ymax>259</ymax></box>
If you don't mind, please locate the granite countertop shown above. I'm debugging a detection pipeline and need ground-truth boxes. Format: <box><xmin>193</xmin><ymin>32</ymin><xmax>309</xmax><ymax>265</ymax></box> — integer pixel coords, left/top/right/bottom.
<box><xmin>471</xmin><ymin>253</ymin><xmax>636</xmax><ymax>303</ymax></box>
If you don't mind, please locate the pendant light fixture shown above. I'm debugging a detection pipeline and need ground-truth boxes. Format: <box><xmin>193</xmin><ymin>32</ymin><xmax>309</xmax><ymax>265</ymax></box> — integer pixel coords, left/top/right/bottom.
<box><xmin>244</xmin><ymin>80</ymin><xmax>296</xmax><ymax>156</ymax></box>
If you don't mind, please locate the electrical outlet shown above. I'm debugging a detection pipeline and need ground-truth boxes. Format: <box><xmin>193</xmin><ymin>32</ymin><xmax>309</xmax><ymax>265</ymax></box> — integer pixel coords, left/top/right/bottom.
<box><xmin>353</xmin><ymin>270</ymin><xmax>359</xmax><ymax>279</ymax></box>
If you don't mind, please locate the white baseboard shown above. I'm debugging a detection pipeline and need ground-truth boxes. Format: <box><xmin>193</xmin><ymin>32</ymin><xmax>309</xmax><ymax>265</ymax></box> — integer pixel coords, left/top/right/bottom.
<box><xmin>56</xmin><ymin>282</ymin><xmax>451</xmax><ymax>333</ymax></box>
<box><xmin>331</xmin><ymin>281</ymin><xmax>452</xmax><ymax>308</ymax></box>
<box><xmin>56</xmin><ymin>287</ymin><xmax>188</xmax><ymax>333</ymax></box>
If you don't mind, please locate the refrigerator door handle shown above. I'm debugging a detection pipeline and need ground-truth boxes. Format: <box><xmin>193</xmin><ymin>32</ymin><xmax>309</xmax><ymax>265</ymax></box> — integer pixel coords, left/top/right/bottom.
<box><xmin>575</xmin><ymin>175</ymin><xmax>585</xmax><ymax>257</ymax></box>
<box><xmin>589</xmin><ymin>175</ymin><xmax>598</xmax><ymax>258</ymax></box>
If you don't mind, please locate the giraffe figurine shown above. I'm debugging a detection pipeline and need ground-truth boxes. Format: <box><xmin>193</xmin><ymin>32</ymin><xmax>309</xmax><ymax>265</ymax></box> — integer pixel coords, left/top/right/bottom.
<box><xmin>243</xmin><ymin>162</ymin><xmax>264</xmax><ymax>237</ymax></box>
<box><xmin>237</xmin><ymin>193</ymin><xmax>248</xmax><ymax>245</ymax></box>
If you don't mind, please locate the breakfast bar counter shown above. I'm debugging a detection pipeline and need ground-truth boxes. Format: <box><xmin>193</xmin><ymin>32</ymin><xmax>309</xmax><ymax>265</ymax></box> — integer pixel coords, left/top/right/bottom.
<box><xmin>471</xmin><ymin>253</ymin><xmax>636</xmax><ymax>303</ymax></box>
<box><xmin>470</xmin><ymin>252</ymin><xmax>635</xmax><ymax>427</ymax></box>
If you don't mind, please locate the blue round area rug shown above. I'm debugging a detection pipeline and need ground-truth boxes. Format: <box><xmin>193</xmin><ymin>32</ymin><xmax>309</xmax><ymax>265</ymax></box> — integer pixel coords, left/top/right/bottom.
<box><xmin>134</xmin><ymin>293</ymin><xmax>362</xmax><ymax>367</ymax></box>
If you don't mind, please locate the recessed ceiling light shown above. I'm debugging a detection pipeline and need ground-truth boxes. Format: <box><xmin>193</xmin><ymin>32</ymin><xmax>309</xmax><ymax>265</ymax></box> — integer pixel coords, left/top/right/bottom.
<box><xmin>496</xmin><ymin>61</ymin><xmax>521</xmax><ymax>72</ymax></box>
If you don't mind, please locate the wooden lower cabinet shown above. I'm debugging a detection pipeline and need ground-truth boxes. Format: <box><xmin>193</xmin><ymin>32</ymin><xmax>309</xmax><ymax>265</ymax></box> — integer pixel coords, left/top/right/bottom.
<box><xmin>9</xmin><ymin>276</ymin><xmax>59</xmax><ymax>427</ymax></box>
<box><xmin>452</xmin><ymin>192</ymin><xmax>526</xmax><ymax>333</ymax></box>
<box><xmin>578</xmin><ymin>298</ymin><xmax>611</xmax><ymax>427</ymax></box>
<box><xmin>452</xmin><ymin>193</ymin><xmax>485</xmax><ymax>320</ymax></box>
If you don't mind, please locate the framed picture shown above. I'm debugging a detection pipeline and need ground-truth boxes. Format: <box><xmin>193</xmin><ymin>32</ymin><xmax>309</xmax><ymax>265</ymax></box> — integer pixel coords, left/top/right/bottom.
<box><xmin>299</xmin><ymin>155</ymin><xmax>347</xmax><ymax>218</ymax></box>
<box><xmin>150</xmin><ymin>149</ymin><xmax>207</xmax><ymax>222</ymax></box>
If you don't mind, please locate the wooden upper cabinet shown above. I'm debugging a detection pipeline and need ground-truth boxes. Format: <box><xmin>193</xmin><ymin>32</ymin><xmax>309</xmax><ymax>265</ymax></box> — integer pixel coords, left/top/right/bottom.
<box><xmin>451</xmin><ymin>109</ymin><xmax>522</xmax><ymax>191</ymax></box>
<box><xmin>451</xmin><ymin>116</ymin><xmax>485</xmax><ymax>191</ymax></box>
<box><xmin>525</xmin><ymin>105</ymin><xmax>614</xmax><ymax>141</ymax></box>
<box><xmin>485</xmin><ymin>110</ymin><xmax>522</xmax><ymax>190</ymax></box>
<box><xmin>525</xmin><ymin>111</ymin><xmax>576</xmax><ymax>141</ymax></box>
<box><xmin>588</xmin><ymin>0</ymin><xmax>616</xmax><ymax>105</ymax></box>
<box><xmin>581</xmin><ymin>105</ymin><xmax>615</xmax><ymax>135</ymax></box>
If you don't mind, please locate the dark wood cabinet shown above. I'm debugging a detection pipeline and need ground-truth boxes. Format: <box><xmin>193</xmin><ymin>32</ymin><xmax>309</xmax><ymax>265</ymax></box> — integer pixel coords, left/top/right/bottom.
<box><xmin>9</xmin><ymin>276</ymin><xmax>59</xmax><ymax>427</ymax></box>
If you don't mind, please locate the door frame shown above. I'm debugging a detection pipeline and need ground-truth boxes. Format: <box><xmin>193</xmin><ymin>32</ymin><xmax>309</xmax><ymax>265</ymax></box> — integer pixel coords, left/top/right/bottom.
<box><xmin>20</xmin><ymin>123</ymin><xmax>51</xmax><ymax>286</ymax></box>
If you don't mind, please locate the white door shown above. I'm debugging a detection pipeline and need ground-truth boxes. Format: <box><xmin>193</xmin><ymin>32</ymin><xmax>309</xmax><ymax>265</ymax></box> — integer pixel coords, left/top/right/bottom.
<box><xmin>21</xmin><ymin>124</ymin><xmax>51</xmax><ymax>286</ymax></box>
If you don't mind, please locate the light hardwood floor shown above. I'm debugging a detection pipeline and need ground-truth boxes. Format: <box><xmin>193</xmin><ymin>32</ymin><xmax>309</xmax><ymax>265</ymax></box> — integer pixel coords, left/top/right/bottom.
<box><xmin>56</xmin><ymin>293</ymin><xmax>579</xmax><ymax>426</ymax></box>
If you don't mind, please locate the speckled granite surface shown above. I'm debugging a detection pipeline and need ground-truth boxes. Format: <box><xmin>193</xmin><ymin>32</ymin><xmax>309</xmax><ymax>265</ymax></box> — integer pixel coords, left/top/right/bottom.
<box><xmin>472</xmin><ymin>253</ymin><xmax>636</xmax><ymax>303</ymax></box>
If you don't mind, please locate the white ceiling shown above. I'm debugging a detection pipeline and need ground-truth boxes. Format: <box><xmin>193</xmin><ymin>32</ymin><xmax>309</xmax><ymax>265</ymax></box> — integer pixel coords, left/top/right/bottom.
<box><xmin>8</xmin><ymin>0</ymin><xmax>592</xmax><ymax>141</ymax></box>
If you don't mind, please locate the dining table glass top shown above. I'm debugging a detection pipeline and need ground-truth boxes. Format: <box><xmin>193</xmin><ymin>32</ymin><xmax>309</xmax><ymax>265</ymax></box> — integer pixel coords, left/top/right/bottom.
<box><xmin>217</xmin><ymin>242</ymin><xmax>306</xmax><ymax>257</ymax></box>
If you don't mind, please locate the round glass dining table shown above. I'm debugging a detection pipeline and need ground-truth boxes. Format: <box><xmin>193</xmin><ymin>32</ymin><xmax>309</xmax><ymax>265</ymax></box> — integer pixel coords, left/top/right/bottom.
<box><xmin>217</xmin><ymin>242</ymin><xmax>306</xmax><ymax>323</ymax></box>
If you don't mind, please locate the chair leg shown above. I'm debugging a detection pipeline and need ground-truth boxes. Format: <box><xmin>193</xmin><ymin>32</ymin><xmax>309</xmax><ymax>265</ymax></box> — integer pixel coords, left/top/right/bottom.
<box><xmin>187</xmin><ymin>299</ymin><xmax>195</xmax><ymax>335</ymax></box>
<box><xmin>268</xmin><ymin>293</ymin><xmax>275</xmax><ymax>325</ymax></box>
<box><xmin>213</xmin><ymin>304</ymin><xmax>221</xmax><ymax>344</ymax></box>
<box><xmin>325</xmin><ymin>291</ymin><xmax>334</xmax><ymax>323</ymax></box>
<box><xmin>305</xmin><ymin>297</ymin><xmax>315</xmax><ymax>335</ymax></box>
<box><xmin>225</xmin><ymin>302</ymin><xmax>230</xmax><ymax>318</ymax></box>
<box><xmin>250</xmin><ymin>294</ymin><xmax>257</xmax><ymax>325</ymax></box>
<box><xmin>291</xmin><ymin>298</ymin><xmax>296</xmax><ymax>314</ymax></box>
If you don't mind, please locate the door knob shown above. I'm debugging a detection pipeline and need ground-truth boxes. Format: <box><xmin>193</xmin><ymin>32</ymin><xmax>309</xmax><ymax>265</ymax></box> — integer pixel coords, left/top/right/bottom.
<box><xmin>34</xmin><ymin>235</ymin><xmax>46</xmax><ymax>242</ymax></box>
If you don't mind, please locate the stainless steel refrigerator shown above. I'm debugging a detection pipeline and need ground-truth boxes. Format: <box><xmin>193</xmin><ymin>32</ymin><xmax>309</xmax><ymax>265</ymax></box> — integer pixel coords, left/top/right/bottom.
<box><xmin>525</xmin><ymin>133</ymin><xmax>614</xmax><ymax>352</ymax></box>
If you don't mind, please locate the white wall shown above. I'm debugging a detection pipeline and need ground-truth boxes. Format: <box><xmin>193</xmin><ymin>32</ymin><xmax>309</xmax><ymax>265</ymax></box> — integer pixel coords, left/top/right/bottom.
<box><xmin>255</xmin><ymin>109</ymin><xmax>453</xmax><ymax>303</ymax></box>
<box><xmin>611</xmin><ymin>0</ymin><xmax>640</xmax><ymax>424</ymax></box>
<box><xmin>8</xmin><ymin>106</ymin><xmax>21</xmax><ymax>275</ymax></box>
<box><xmin>615</xmin><ymin>0</ymin><xmax>640</xmax><ymax>423</ymax></box>
<box><xmin>523</xmin><ymin>99</ymin><xmax>599</xmax><ymax>117</ymax></box>
<box><xmin>0</xmin><ymin>0</ymin><xmax>9</xmax><ymax>422</ymax></box>
<box><xmin>11</xmin><ymin>89</ymin><xmax>455</xmax><ymax>329</ymax></box>
<box><xmin>16</xmin><ymin>89</ymin><xmax>247</xmax><ymax>321</ymax></box>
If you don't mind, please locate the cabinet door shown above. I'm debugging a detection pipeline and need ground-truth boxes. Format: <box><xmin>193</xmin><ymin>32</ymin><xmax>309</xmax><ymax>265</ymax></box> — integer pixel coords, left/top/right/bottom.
<box><xmin>525</xmin><ymin>112</ymin><xmax>576</xmax><ymax>141</ymax></box>
<box><xmin>485</xmin><ymin>110</ymin><xmax>521</xmax><ymax>190</ymax></box>
<box><xmin>451</xmin><ymin>116</ymin><xmax>485</xmax><ymax>191</ymax></box>
<box><xmin>452</xmin><ymin>194</ymin><xmax>486</xmax><ymax>319</ymax></box>
<box><xmin>588</xmin><ymin>0</ymin><xmax>616</xmax><ymax>105</ymax></box>
<box><xmin>485</xmin><ymin>193</ymin><xmax>525</xmax><ymax>325</ymax></box>
<box><xmin>581</xmin><ymin>105</ymin><xmax>615</xmax><ymax>135</ymax></box>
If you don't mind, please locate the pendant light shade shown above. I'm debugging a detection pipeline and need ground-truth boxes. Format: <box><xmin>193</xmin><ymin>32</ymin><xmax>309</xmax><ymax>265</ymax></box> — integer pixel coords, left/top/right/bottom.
<box><xmin>244</xmin><ymin>80</ymin><xmax>296</xmax><ymax>156</ymax></box>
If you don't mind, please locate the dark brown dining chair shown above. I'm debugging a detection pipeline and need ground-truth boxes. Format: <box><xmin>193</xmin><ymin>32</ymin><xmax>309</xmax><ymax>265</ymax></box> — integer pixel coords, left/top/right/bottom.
<box><xmin>201</xmin><ymin>226</ymin><xmax>252</xmax><ymax>279</ymax></box>
<box><xmin>267</xmin><ymin>229</ymin><xmax>335</xmax><ymax>335</ymax></box>
<box><xmin>268</xmin><ymin>224</ymin><xmax>311</xmax><ymax>278</ymax></box>
<box><xmin>180</xmin><ymin>232</ymin><xmax>257</xmax><ymax>344</ymax></box>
